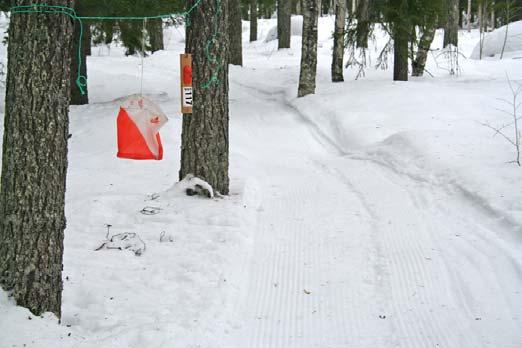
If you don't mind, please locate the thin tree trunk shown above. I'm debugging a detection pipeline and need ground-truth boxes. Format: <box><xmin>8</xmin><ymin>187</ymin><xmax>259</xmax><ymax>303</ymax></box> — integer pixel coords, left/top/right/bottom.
<box><xmin>490</xmin><ymin>1</ymin><xmax>496</xmax><ymax>29</ymax></box>
<box><xmin>412</xmin><ymin>25</ymin><xmax>436</xmax><ymax>76</ymax></box>
<box><xmin>278</xmin><ymin>0</ymin><xmax>291</xmax><ymax>49</ymax></box>
<box><xmin>0</xmin><ymin>0</ymin><xmax>73</xmax><ymax>318</ymax></box>
<box><xmin>180</xmin><ymin>0</ymin><xmax>230</xmax><ymax>195</ymax></box>
<box><xmin>298</xmin><ymin>0</ymin><xmax>319</xmax><ymax>97</ymax></box>
<box><xmin>444</xmin><ymin>0</ymin><xmax>460</xmax><ymax>48</ymax></box>
<box><xmin>229</xmin><ymin>0</ymin><xmax>243</xmax><ymax>65</ymax></box>
<box><xmin>147</xmin><ymin>18</ymin><xmax>164</xmax><ymax>53</ymax></box>
<box><xmin>467</xmin><ymin>0</ymin><xmax>472</xmax><ymax>32</ymax></box>
<box><xmin>250</xmin><ymin>0</ymin><xmax>258</xmax><ymax>42</ymax></box>
<box><xmin>500</xmin><ymin>2</ymin><xmax>510</xmax><ymax>59</ymax></box>
<box><xmin>71</xmin><ymin>19</ymin><xmax>89</xmax><ymax>105</ymax></box>
<box><xmin>332</xmin><ymin>0</ymin><xmax>346</xmax><ymax>82</ymax></box>
<box><xmin>295</xmin><ymin>0</ymin><xmax>302</xmax><ymax>14</ymax></box>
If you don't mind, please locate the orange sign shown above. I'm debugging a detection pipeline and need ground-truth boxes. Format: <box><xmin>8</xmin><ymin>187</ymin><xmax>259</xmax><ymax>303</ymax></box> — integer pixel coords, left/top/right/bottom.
<box><xmin>180</xmin><ymin>54</ymin><xmax>193</xmax><ymax>114</ymax></box>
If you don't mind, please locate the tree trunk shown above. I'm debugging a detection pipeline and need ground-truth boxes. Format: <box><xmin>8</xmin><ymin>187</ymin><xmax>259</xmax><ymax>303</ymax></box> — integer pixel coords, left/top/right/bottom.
<box><xmin>356</xmin><ymin>0</ymin><xmax>370</xmax><ymax>48</ymax></box>
<box><xmin>84</xmin><ymin>22</ymin><xmax>91</xmax><ymax>56</ymax></box>
<box><xmin>490</xmin><ymin>1</ymin><xmax>496</xmax><ymax>29</ymax></box>
<box><xmin>250</xmin><ymin>0</ymin><xmax>258</xmax><ymax>42</ymax></box>
<box><xmin>298</xmin><ymin>0</ymin><xmax>319</xmax><ymax>97</ymax></box>
<box><xmin>412</xmin><ymin>25</ymin><xmax>436</xmax><ymax>76</ymax></box>
<box><xmin>147</xmin><ymin>19</ymin><xmax>164</xmax><ymax>53</ymax></box>
<box><xmin>444</xmin><ymin>0</ymin><xmax>459</xmax><ymax>48</ymax></box>
<box><xmin>467</xmin><ymin>0</ymin><xmax>472</xmax><ymax>32</ymax></box>
<box><xmin>393</xmin><ymin>20</ymin><xmax>409</xmax><ymax>81</ymax></box>
<box><xmin>0</xmin><ymin>0</ymin><xmax>73</xmax><ymax>318</ymax></box>
<box><xmin>180</xmin><ymin>0</ymin><xmax>230</xmax><ymax>195</ymax></box>
<box><xmin>71</xmin><ymin>19</ymin><xmax>89</xmax><ymax>105</ymax></box>
<box><xmin>296</xmin><ymin>0</ymin><xmax>302</xmax><ymax>14</ymax></box>
<box><xmin>278</xmin><ymin>0</ymin><xmax>291</xmax><ymax>49</ymax></box>
<box><xmin>331</xmin><ymin>0</ymin><xmax>346</xmax><ymax>82</ymax></box>
<box><xmin>229</xmin><ymin>0</ymin><xmax>243</xmax><ymax>65</ymax></box>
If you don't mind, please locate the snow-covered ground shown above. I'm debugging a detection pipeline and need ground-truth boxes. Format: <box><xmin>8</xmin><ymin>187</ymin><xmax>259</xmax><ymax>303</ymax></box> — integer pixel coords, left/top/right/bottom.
<box><xmin>1</xmin><ymin>15</ymin><xmax>522</xmax><ymax>348</ymax></box>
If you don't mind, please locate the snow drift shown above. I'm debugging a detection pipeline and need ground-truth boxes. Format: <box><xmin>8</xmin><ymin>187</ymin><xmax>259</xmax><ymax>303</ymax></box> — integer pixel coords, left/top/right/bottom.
<box><xmin>471</xmin><ymin>20</ymin><xmax>522</xmax><ymax>59</ymax></box>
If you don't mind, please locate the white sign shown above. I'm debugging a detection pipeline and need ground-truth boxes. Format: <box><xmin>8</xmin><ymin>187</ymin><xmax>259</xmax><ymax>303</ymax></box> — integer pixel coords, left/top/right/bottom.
<box><xmin>183</xmin><ymin>87</ymin><xmax>193</xmax><ymax>108</ymax></box>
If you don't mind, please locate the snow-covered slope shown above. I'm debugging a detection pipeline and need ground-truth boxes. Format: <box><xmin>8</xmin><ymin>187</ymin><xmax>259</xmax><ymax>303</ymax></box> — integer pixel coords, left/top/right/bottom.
<box><xmin>471</xmin><ymin>20</ymin><xmax>522</xmax><ymax>59</ymax></box>
<box><xmin>1</xmin><ymin>16</ymin><xmax>522</xmax><ymax>348</ymax></box>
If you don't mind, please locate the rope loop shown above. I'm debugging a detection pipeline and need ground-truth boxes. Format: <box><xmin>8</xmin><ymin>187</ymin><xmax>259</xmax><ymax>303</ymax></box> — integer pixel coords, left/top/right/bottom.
<box><xmin>9</xmin><ymin>0</ymin><xmax>222</xmax><ymax>94</ymax></box>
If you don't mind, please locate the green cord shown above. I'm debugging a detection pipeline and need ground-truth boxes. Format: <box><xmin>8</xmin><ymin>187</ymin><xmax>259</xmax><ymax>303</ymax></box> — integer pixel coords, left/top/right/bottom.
<box><xmin>9</xmin><ymin>0</ymin><xmax>221</xmax><ymax>95</ymax></box>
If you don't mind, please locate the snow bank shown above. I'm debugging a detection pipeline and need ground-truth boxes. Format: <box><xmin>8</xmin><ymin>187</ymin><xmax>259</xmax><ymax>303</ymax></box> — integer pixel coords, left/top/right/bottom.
<box><xmin>264</xmin><ymin>16</ymin><xmax>303</xmax><ymax>42</ymax></box>
<box><xmin>471</xmin><ymin>20</ymin><xmax>522</xmax><ymax>59</ymax></box>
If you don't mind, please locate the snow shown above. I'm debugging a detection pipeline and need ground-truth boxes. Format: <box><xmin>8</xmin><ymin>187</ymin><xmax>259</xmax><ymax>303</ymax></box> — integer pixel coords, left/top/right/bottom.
<box><xmin>1</xmin><ymin>16</ymin><xmax>522</xmax><ymax>348</ymax></box>
<box><xmin>264</xmin><ymin>15</ymin><xmax>303</xmax><ymax>42</ymax></box>
<box><xmin>471</xmin><ymin>20</ymin><xmax>522</xmax><ymax>59</ymax></box>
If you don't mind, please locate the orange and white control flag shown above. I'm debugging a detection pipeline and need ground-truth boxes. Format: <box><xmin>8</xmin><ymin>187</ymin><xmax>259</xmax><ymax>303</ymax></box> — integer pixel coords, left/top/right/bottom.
<box><xmin>117</xmin><ymin>95</ymin><xmax>168</xmax><ymax>160</ymax></box>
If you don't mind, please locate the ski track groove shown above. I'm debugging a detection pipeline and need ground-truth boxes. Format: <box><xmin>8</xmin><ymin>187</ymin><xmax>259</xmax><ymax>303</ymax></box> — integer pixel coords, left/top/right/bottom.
<box><xmin>232</xmin><ymin>79</ymin><xmax>522</xmax><ymax>348</ymax></box>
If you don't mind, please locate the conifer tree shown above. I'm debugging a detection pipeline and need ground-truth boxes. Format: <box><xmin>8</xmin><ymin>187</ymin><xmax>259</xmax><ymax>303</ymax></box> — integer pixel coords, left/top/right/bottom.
<box><xmin>0</xmin><ymin>0</ymin><xmax>74</xmax><ymax>318</ymax></box>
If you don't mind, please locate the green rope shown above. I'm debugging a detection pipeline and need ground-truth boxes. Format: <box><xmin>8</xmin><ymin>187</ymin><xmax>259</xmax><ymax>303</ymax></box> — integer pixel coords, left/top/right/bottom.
<box><xmin>9</xmin><ymin>0</ymin><xmax>221</xmax><ymax>95</ymax></box>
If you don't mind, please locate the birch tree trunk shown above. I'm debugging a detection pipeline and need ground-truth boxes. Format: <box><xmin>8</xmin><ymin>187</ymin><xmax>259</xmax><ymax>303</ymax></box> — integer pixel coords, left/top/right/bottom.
<box><xmin>180</xmin><ymin>0</ymin><xmax>230</xmax><ymax>195</ymax></box>
<box><xmin>0</xmin><ymin>0</ymin><xmax>74</xmax><ymax>318</ymax></box>
<box><xmin>412</xmin><ymin>26</ymin><xmax>436</xmax><ymax>76</ymax></box>
<box><xmin>331</xmin><ymin>0</ymin><xmax>346</xmax><ymax>82</ymax></box>
<box><xmin>250</xmin><ymin>0</ymin><xmax>258</xmax><ymax>42</ymax></box>
<box><xmin>229</xmin><ymin>0</ymin><xmax>243</xmax><ymax>65</ymax></box>
<box><xmin>278</xmin><ymin>0</ymin><xmax>291</xmax><ymax>49</ymax></box>
<box><xmin>298</xmin><ymin>0</ymin><xmax>319</xmax><ymax>97</ymax></box>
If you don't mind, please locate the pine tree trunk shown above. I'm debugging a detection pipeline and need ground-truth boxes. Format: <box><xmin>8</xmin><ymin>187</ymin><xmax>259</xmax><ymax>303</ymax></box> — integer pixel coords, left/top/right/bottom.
<box><xmin>0</xmin><ymin>0</ymin><xmax>73</xmax><ymax>318</ymax></box>
<box><xmin>298</xmin><ymin>0</ymin><xmax>319</xmax><ymax>97</ymax></box>
<box><xmin>229</xmin><ymin>0</ymin><xmax>243</xmax><ymax>65</ymax></box>
<box><xmin>393</xmin><ymin>21</ymin><xmax>409</xmax><ymax>81</ymax></box>
<box><xmin>356</xmin><ymin>0</ymin><xmax>370</xmax><ymax>48</ymax></box>
<box><xmin>296</xmin><ymin>0</ymin><xmax>302</xmax><ymax>14</ymax></box>
<box><xmin>84</xmin><ymin>22</ymin><xmax>91</xmax><ymax>56</ymax></box>
<box><xmin>147</xmin><ymin>19</ymin><xmax>164</xmax><ymax>53</ymax></box>
<box><xmin>250</xmin><ymin>0</ymin><xmax>258</xmax><ymax>41</ymax></box>
<box><xmin>412</xmin><ymin>25</ymin><xmax>436</xmax><ymax>77</ymax></box>
<box><xmin>180</xmin><ymin>0</ymin><xmax>230</xmax><ymax>195</ymax></box>
<box><xmin>278</xmin><ymin>0</ymin><xmax>291</xmax><ymax>49</ymax></box>
<box><xmin>444</xmin><ymin>0</ymin><xmax>460</xmax><ymax>48</ymax></box>
<box><xmin>71</xmin><ymin>19</ymin><xmax>89</xmax><ymax>105</ymax></box>
<box><xmin>331</xmin><ymin>0</ymin><xmax>346</xmax><ymax>82</ymax></box>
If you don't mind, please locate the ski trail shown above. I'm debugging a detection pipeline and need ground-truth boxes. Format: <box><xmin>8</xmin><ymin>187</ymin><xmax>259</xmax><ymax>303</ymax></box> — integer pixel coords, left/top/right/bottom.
<box><xmin>231</xmin><ymin>80</ymin><xmax>522</xmax><ymax>347</ymax></box>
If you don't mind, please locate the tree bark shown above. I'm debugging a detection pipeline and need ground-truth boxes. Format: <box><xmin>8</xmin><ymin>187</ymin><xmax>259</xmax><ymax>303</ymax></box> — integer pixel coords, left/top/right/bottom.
<box><xmin>147</xmin><ymin>18</ymin><xmax>164</xmax><ymax>53</ymax></box>
<box><xmin>229</xmin><ymin>0</ymin><xmax>243</xmax><ymax>65</ymax></box>
<box><xmin>298</xmin><ymin>0</ymin><xmax>319</xmax><ymax>97</ymax></box>
<box><xmin>71</xmin><ymin>19</ymin><xmax>89</xmax><ymax>105</ymax></box>
<box><xmin>180</xmin><ymin>0</ymin><xmax>230</xmax><ymax>195</ymax></box>
<box><xmin>356</xmin><ymin>0</ymin><xmax>370</xmax><ymax>48</ymax></box>
<box><xmin>0</xmin><ymin>0</ymin><xmax>73</xmax><ymax>318</ymax></box>
<box><xmin>467</xmin><ymin>0</ymin><xmax>472</xmax><ymax>32</ymax></box>
<box><xmin>278</xmin><ymin>0</ymin><xmax>291</xmax><ymax>49</ymax></box>
<box><xmin>83</xmin><ymin>21</ymin><xmax>91</xmax><ymax>56</ymax></box>
<box><xmin>412</xmin><ymin>26</ymin><xmax>436</xmax><ymax>77</ymax></box>
<box><xmin>444</xmin><ymin>0</ymin><xmax>459</xmax><ymax>48</ymax></box>
<box><xmin>331</xmin><ymin>0</ymin><xmax>346</xmax><ymax>82</ymax></box>
<box><xmin>250</xmin><ymin>0</ymin><xmax>258</xmax><ymax>42</ymax></box>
